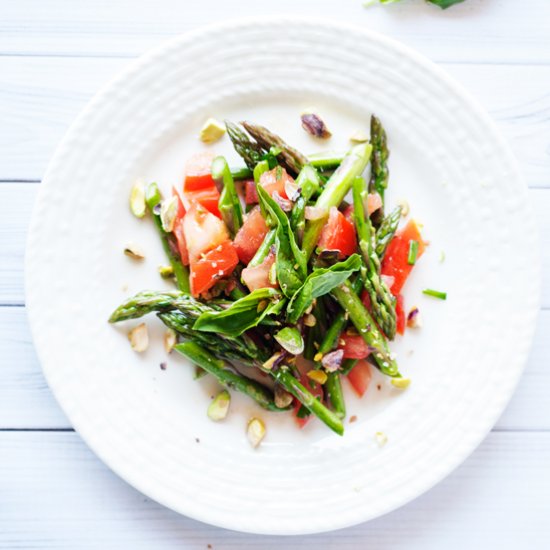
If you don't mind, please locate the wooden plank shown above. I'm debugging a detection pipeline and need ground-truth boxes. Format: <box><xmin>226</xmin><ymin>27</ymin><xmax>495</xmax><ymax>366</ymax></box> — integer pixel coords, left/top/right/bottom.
<box><xmin>0</xmin><ymin>57</ymin><xmax>549</xmax><ymax>185</ymax></box>
<box><xmin>1</xmin><ymin>303</ymin><xmax>549</xmax><ymax>430</ymax></box>
<box><xmin>0</xmin><ymin>431</ymin><xmax>548</xmax><ymax>547</ymax></box>
<box><xmin>1</xmin><ymin>0</ymin><xmax>550</xmax><ymax>63</ymax></box>
<box><xmin>0</xmin><ymin>307</ymin><xmax>68</xmax><ymax>428</ymax></box>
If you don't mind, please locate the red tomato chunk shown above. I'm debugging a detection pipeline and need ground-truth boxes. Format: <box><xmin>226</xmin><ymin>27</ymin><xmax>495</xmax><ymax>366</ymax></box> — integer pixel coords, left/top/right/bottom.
<box><xmin>317</xmin><ymin>207</ymin><xmax>357</xmax><ymax>258</ymax></box>
<box><xmin>233</xmin><ymin>206</ymin><xmax>269</xmax><ymax>265</ymax></box>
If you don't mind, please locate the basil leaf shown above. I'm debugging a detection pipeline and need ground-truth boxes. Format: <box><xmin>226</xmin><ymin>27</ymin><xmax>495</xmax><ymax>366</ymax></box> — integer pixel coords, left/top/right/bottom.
<box><xmin>274</xmin><ymin>327</ymin><xmax>304</xmax><ymax>355</ymax></box>
<box><xmin>193</xmin><ymin>288</ymin><xmax>281</xmax><ymax>337</ymax></box>
<box><xmin>257</xmin><ymin>185</ymin><xmax>307</xmax><ymax>297</ymax></box>
<box><xmin>287</xmin><ymin>254</ymin><xmax>362</xmax><ymax>323</ymax></box>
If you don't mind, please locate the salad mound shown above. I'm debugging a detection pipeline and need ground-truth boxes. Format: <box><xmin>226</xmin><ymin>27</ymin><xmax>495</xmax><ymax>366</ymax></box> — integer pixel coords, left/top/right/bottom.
<box><xmin>110</xmin><ymin>115</ymin><xmax>436</xmax><ymax>445</ymax></box>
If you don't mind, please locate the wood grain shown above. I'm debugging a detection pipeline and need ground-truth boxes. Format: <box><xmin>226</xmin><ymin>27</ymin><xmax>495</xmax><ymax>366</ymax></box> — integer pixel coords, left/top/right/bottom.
<box><xmin>2</xmin><ymin>0</ymin><xmax>550</xmax><ymax>64</ymax></box>
<box><xmin>1</xmin><ymin>431</ymin><xmax>548</xmax><ymax>548</ymax></box>
<box><xmin>1</xmin><ymin>57</ymin><xmax>549</xmax><ymax>184</ymax></box>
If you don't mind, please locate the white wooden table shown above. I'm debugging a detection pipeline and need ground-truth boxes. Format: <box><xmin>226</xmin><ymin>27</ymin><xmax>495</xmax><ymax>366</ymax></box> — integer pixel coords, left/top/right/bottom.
<box><xmin>2</xmin><ymin>1</ymin><xmax>550</xmax><ymax>547</ymax></box>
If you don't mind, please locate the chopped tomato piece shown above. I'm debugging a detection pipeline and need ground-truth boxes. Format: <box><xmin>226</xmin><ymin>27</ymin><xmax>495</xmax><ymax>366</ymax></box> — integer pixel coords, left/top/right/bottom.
<box><xmin>338</xmin><ymin>333</ymin><xmax>371</xmax><ymax>359</ymax></box>
<box><xmin>381</xmin><ymin>219</ymin><xmax>426</xmax><ymax>295</ymax></box>
<box><xmin>183</xmin><ymin>186</ymin><xmax>221</xmax><ymax>218</ymax></box>
<box><xmin>317</xmin><ymin>207</ymin><xmax>357</xmax><ymax>258</ymax></box>
<box><xmin>259</xmin><ymin>167</ymin><xmax>292</xmax><ymax>200</ymax></box>
<box><xmin>190</xmin><ymin>241</ymin><xmax>239</xmax><ymax>297</ymax></box>
<box><xmin>233</xmin><ymin>206</ymin><xmax>270</xmax><ymax>265</ymax></box>
<box><xmin>183</xmin><ymin>203</ymin><xmax>229</xmax><ymax>262</ymax></box>
<box><xmin>241</xmin><ymin>251</ymin><xmax>277</xmax><ymax>292</ymax></box>
<box><xmin>183</xmin><ymin>151</ymin><xmax>216</xmax><ymax>192</ymax></box>
<box><xmin>293</xmin><ymin>374</ymin><xmax>323</xmax><ymax>429</ymax></box>
<box><xmin>244</xmin><ymin>180</ymin><xmax>259</xmax><ymax>205</ymax></box>
<box><xmin>395</xmin><ymin>294</ymin><xmax>405</xmax><ymax>336</ymax></box>
<box><xmin>347</xmin><ymin>359</ymin><xmax>372</xmax><ymax>397</ymax></box>
<box><xmin>173</xmin><ymin>218</ymin><xmax>189</xmax><ymax>266</ymax></box>
<box><xmin>172</xmin><ymin>187</ymin><xmax>186</xmax><ymax>221</ymax></box>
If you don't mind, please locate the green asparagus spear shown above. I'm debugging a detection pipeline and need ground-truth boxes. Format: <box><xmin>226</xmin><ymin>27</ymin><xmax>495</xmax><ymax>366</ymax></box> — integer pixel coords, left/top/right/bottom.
<box><xmin>230</xmin><ymin>166</ymin><xmax>253</xmax><ymax>180</ymax></box>
<box><xmin>158</xmin><ymin>311</ymin><xmax>264</xmax><ymax>364</ymax></box>
<box><xmin>331</xmin><ymin>282</ymin><xmax>400</xmax><ymax>377</ymax></box>
<box><xmin>212</xmin><ymin>156</ymin><xmax>243</xmax><ymax>236</ymax></box>
<box><xmin>225</xmin><ymin>120</ymin><xmax>265</xmax><ymax>169</ymax></box>
<box><xmin>352</xmin><ymin>176</ymin><xmax>396</xmax><ymax>339</ymax></box>
<box><xmin>144</xmin><ymin>183</ymin><xmax>190</xmax><ymax>293</ymax></box>
<box><xmin>247</xmin><ymin>229</ymin><xmax>276</xmax><ymax>268</ymax></box>
<box><xmin>108</xmin><ymin>290</ymin><xmax>213</xmax><ymax>323</ymax></box>
<box><xmin>290</xmin><ymin>165</ymin><xmax>321</xmax><ymax>244</ymax></box>
<box><xmin>273</xmin><ymin>369</ymin><xmax>344</xmax><ymax>435</ymax></box>
<box><xmin>369</xmin><ymin>115</ymin><xmax>389</xmax><ymax>209</ymax></box>
<box><xmin>375</xmin><ymin>205</ymin><xmax>402</xmax><ymax>259</ymax></box>
<box><xmin>302</xmin><ymin>142</ymin><xmax>373</xmax><ymax>260</ymax></box>
<box><xmin>175</xmin><ymin>342</ymin><xmax>286</xmax><ymax>412</ymax></box>
<box><xmin>242</xmin><ymin>121</ymin><xmax>309</xmax><ymax>176</ymax></box>
<box><xmin>324</xmin><ymin>373</ymin><xmax>346</xmax><ymax>419</ymax></box>
<box><xmin>307</xmin><ymin>151</ymin><xmax>345</xmax><ymax>171</ymax></box>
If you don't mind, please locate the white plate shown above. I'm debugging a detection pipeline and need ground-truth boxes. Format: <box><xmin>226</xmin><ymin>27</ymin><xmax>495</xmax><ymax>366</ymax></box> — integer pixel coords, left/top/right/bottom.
<box><xmin>26</xmin><ymin>19</ymin><xmax>541</xmax><ymax>535</ymax></box>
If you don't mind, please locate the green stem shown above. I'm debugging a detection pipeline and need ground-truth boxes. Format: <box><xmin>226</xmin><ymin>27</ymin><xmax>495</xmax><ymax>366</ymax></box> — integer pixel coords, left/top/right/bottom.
<box><xmin>325</xmin><ymin>373</ymin><xmax>346</xmax><ymax>419</ymax></box>
<box><xmin>352</xmin><ymin>176</ymin><xmax>396</xmax><ymax>339</ymax></box>
<box><xmin>230</xmin><ymin>166</ymin><xmax>253</xmax><ymax>180</ymax></box>
<box><xmin>247</xmin><ymin>229</ymin><xmax>275</xmax><ymax>268</ymax></box>
<box><xmin>140</xmin><ymin>183</ymin><xmax>189</xmax><ymax>292</ymax></box>
<box><xmin>307</xmin><ymin>151</ymin><xmax>345</xmax><ymax>170</ymax></box>
<box><xmin>175</xmin><ymin>342</ymin><xmax>285</xmax><ymax>412</ymax></box>
<box><xmin>331</xmin><ymin>282</ymin><xmax>400</xmax><ymax>377</ymax></box>
<box><xmin>273</xmin><ymin>369</ymin><xmax>344</xmax><ymax>435</ymax></box>
<box><xmin>290</xmin><ymin>165</ymin><xmax>321</xmax><ymax>244</ymax></box>
<box><xmin>212</xmin><ymin>156</ymin><xmax>243</xmax><ymax>236</ymax></box>
<box><xmin>302</xmin><ymin>143</ymin><xmax>372</xmax><ymax>260</ymax></box>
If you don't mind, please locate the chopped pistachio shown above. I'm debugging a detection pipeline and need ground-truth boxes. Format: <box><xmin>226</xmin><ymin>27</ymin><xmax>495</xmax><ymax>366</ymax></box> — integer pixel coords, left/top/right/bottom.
<box><xmin>163</xmin><ymin>328</ymin><xmax>177</xmax><ymax>353</ymax></box>
<box><xmin>396</xmin><ymin>198</ymin><xmax>409</xmax><ymax>217</ymax></box>
<box><xmin>128</xmin><ymin>323</ymin><xmax>148</xmax><ymax>352</ymax></box>
<box><xmin>207</xmin><ymin>390</ymin><xmax>231</xmax><ymax>421</ymax></box>
<box><xmin>129</xmin><ymin>181</ymin><xmax>146</xmax><ymax>218</ymax></box>
<box><xmin>349</xmin><ymin>130</ymin><xmax>369</xmax><ymax>143</ymax></box>
<box><xmin>274</xmin><ymin>385</ymin><xmax>293</xmax><ymax>409</ymax></box>
<box><xmin>262</xmin><ymin>351</ymin><xmax>283</xmax><ymax>370</ymax></box>
<box><xmin>158</xmin><ymin>265</ymin><xmax>174</xmax><ymax>279</ymax></box>
<box><xmin>160</xmin><ymin>195</ymin><xmax>179</xmax><ymax>232</ymax></box>
<box><xmin>303</xmin><ymin>313</ymin><xmax>316</xmax><ymax>327</ymax></box>
<box><xmin>268</xmin><ymin>262</ymin><xmax>277</xmax><ymax>285</ymax></box>
<box><xmin>199</xmin><ymin>117</ymin><xmax>226</xmax><ymax>143</ymax></box>
<box><xmin>247</xmin><ymin>417</ymin><xmax>266</xmax><ymax>448</ymax></box>
<box><xmin>391</xmin><ymin>378</ymin><xmax>411</xmax><ymax>389</ymax></box>
<box><xmin>124</xmin><ymin>243</ymin><xmax>145</xmax><ymax>260</ymax></box>
<box><xmin>375</xmin><ymin>431</ymin><xmax>388</xmax><ymax>447</ymax></box>
<box><xmin>307</xmin><ymin>369</ymin><xmax>327</xmax><ymax>385</ymax></box>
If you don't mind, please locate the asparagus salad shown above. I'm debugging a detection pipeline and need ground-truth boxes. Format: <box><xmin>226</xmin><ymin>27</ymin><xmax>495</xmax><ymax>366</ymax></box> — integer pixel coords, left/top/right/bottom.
<box><xmin>110</xmin><ymin>115</ymin><xmax>439</xmax><ymax>445</ymax></box>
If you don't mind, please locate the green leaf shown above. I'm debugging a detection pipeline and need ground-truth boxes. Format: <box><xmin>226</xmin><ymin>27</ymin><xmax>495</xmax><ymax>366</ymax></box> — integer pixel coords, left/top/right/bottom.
<box><xmin>286</xmin><ymin>254</ymin><xmax>362</xmax><ymax>323</ymax></box>
<box><xmin>256</xmin><ymin>184</ymin><xmax>307</xmax><ymax>298</ymax></box>
<box><xmin>426</xmin><ymin>0</ymin><xmax>466</xmax><ymax>8</ymax></box>
<box><xmin>274</xmin><ymin>327</ymin><xmax>304</xmax><ymax>355</ymax></box>
<box><xmin>212</xmin><ymin>156</ymin><xmax>243</xmax><ymax>236</ymax></box>
<box><xmin>193</xmin><ymin>288</ymin><xmax>282</xmax><ymax>337</ymax></box>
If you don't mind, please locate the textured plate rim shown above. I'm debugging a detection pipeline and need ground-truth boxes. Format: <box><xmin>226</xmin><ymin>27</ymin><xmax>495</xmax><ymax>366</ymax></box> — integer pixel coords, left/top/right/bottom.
<box><xmin>25</xmin><ymin>17</ymin><xmax>541</xmax><ymax>535</ymax></box>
